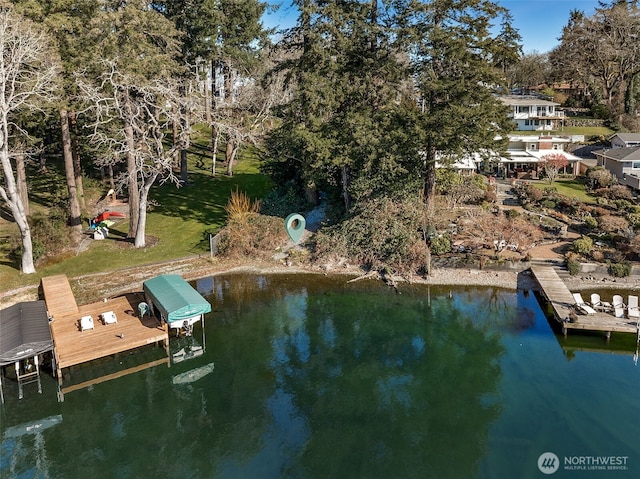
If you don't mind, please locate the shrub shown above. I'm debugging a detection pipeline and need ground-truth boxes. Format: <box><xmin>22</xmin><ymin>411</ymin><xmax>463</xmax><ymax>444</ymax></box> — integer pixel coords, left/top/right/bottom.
<box><xmin>572</xmin><ymin>236</ymin><xmax>593</xmax><ymax>255</ymax></box>
<box><xmin>591</xmin><ymin>206</ymin><xmax>609</xmax><ymax>217</ymax></box>
<box><xmin>608</xmin><ymin>261</ymin><xmax>631</xmax><ymax>278</ymax></box>
<box><xmin>542</xmin><ymin>200</ymin><xmax>556</xmax><ymax>209</ymax></box>
<box><xmin>598</xmin><ymin>215</ymin><xmax>629</xmax><ymax>234</ymax></box>
<box><xmin>226</xmin><ymin>188</ymin><xmax>260</xmax><ymax>223</ymax></box>
<box><xmin>626</xmin><ymin>212</ymin><xmax>640</xmax><ymax>229</ymax></box>
<box><xmin>566</xmin><ymin>258</ymin><xmax>581</xmax><ymax>276</ymax></box>
<box><xmin>587</xmin><ymin>167</ymin><xmax>616</xmax><ymax>189</ymax></box>
<box><xmin>261</xmin><ymin>183</ymin><xmax>306</xmax><ymax>217</ymax></box>
<box><xmin>583</xmin><ymin>216</ymin><xmax>598</xmax><ymax>229</ymax></box>
<box><xmin>314</xmin><ymin>196</ymin><xmax>430</xmax><ymax>274</ymax></box>
<box><xmin>522</xmin><ymin>184</ymin><xmax>543</xmax><ymax>202</ymax></box>
<box><xmin>484</xmin><ymin>189</ymin><xmax>497</xmax><ymax>203</ymax></box>
<box><xmin>610</xmin><ymin>185</ymin><xmax>633</xmax><ymax>201</ymax></box>
<box><xmin>430</xmin><ymin>235</ymin><xmax>451</xmax><ymax>255</ymax></box>
<box><xmin>504</xmin><ymin>209</ymin><xmax>521</xmax><ymax>219</ymax></box>
<box><xmin>216</xmin><ymin>213</ymin><xmax>286</xmax><ymax>258</ymax></box>
<box><xmin>591</xmin><ymin>249</ymin><xmax>604</xmax><ymax>262</ymax></box>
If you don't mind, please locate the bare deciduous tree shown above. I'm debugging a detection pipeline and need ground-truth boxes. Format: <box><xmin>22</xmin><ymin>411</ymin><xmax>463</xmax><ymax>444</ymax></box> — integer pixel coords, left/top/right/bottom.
<box><xmin>211</xmin><ymin>52</ymin><xmax>291</xmax><ymax>177</ymax></box>
<box><xmin>77</xmin><ymin>60</ymin><xmax>201</xmax><ymax>248</ymax></box>
<box><xmin>0</xmin><ymin>9</ymin><xmax>59</xmax><ymax>274</ymax></box>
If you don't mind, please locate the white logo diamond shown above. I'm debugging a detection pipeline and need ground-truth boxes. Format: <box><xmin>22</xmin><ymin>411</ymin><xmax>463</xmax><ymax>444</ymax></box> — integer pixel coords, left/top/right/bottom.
<box><xmin>538</xmin><ymin>452</ymin><xmax>560</xmax><ymax>474</ymax></box>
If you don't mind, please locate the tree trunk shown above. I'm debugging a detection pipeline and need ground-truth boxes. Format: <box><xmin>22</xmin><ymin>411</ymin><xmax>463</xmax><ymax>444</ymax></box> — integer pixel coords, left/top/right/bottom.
<box><xmin>341</xmin><ymin>164</ymin><xmax>352</xmax><ymax>212</ymax></box>
<box><xmin>134</xmin><ymin>172</ymin><xmax>159</xmax><ymax>248</ymax></box>
<box><xmin>172</xmin><ymin>109</ymin><xmax>179</xmax><ymax>166</ymax></box>
<box><xmin>0</xmin><ymin>126</ymin><xmax>35</xmax><ymax>273</ymax></box>
<box><xmin>423</xmin><ymin>146</ymin><xmax>437</xmax><ymax>214</ymax></box>
<box><xmin>222</xmin><ymin>62</ymin><xmax>230</xmax><ymax>105</ymax></box>
<box><xmin>211</xmin><ymin>126</ymin><xmax>220</xmax><ymax>177</ymax></box>
<box><xmin>69</xmin><ymin>110</ymin><xmax>85</xmax><ymax>208</ymax></box>
<box><xmin>39</xmin><ymin>140</ymin><xmax>46</xmax><ymax>172</ymax></box>
<box><xmin>60</xmin><ymin>108</ymin><xmax>83</xmax><ymax>240</ymax></box>
<box><xmin>180</xmin><ymin>93</ymin><xmax>189</xmax><ymax>184</ymax></box>
<box><xmin>108</xmin><ymin>163</ymin><xmax>115</xmax><ymax>190</ymax></box>
<box><xmin>124</xmin><ymin>100</ymin><xmax>139</xmax><ymax>239</ymax></box>
<box><xmin>15</xmin><ymin>149</ymin><xmax>29</xmax><ymax>217</ymax></box>
<box><xmin>226</xmin><ymin>139</ymin><xmax>238</xmax><ymax>176</ymax></box>
<box><xmin>204</xmin><ymin>68</ymin><xmax>212</xmax><ymax>124</ymax></box>
<box><xmin>180</xmin><ymin>148</ymin><xmax>188</xmax><ymax>184</ymax></box>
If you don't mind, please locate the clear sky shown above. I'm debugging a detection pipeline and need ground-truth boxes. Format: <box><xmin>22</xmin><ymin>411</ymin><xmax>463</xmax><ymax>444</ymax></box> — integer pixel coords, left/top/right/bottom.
<box><xmin>262</xmin><ymin>0</ymin><xmax>603</xmax><ymax>54</ymax></box>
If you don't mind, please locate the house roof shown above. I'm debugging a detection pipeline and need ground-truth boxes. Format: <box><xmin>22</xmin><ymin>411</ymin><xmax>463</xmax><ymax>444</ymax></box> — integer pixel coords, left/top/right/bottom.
<box><xmin>609</xmin><ymin>132</ymin><xmax>640</xmax><ymax>142</ymax></box>
<box><xmin>499</xmin><ymin>96</ymin><xmax>559</xmax><ymax>107</ymax></box>
<box><xmin>0</xmin><ymin>301</ymin><xmax>53</xmax><ymax>366</ymax></box>
<box><xmin>509</xmin><ymin>135</ymin><xmax>572</xmax><ymax>144</ymax></box>
<box><xmin>142</xmin><ymin>274</ymin><xmax>211</xmax><ymax>324</ymax></box>
<box><xmin>593</xmin><ymin>146</ymin><xmax>640</xmax><ymax>161</ymax></box>
<box><xmin>528</xmin><ymin>150</ymin><xmax>581</xmax><ymax>162</ymax></box>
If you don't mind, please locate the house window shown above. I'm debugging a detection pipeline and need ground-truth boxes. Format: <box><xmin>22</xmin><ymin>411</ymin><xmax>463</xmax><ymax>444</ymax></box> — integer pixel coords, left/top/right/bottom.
<box><xmin>525</xmin><ymin>120</ymin><xmax>530</xmax><ymax>126</ymax></box>
<box><xmin>529</xmin><ymin>144</ymin><xmax>537</xmax><ymax>150</ymax></box>
<box><xmin>633</xmin><ymin>162</ymin><xmax>640</xmax><ymax>169</ymax></box>
<box><xmin>553</xmin><ymin>144</ymin><xmax>559</xmax><ymax>150</ymax></box>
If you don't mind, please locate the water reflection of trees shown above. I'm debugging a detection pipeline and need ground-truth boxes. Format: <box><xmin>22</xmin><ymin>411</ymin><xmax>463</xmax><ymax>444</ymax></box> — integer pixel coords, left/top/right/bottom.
<box><xmin>5</xmin><ymin>276</ymin><xmax>519</xmax><ymax>478</ymax></box>
<box><xmin>269</xmin><ymin>287</ymin><xmax>506</xmax><ymax>478</ymax></box>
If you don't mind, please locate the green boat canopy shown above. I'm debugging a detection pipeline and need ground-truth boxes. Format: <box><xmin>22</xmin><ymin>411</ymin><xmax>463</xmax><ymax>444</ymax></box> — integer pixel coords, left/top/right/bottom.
<box><xmin>142</xmin><ymin>275</ymin><xmax>211</xmax><ymax>324</ymax></box>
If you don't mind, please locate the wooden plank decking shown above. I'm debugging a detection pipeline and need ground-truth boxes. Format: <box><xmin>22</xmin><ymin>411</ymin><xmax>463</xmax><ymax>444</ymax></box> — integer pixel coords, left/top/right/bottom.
<box><xmin>41</xmin><ymin>274</ymin><xmax>79</xmax><ymax>317</ymax></box>
<box><xmin>48</xmin><ymin>290</ymin><xmax>169</xmax><ymax>383</ymax></box>
<box><xmin>531</xmin><ymin>265</ymin><xmax>639</xmax><ymax>338</ymax></box>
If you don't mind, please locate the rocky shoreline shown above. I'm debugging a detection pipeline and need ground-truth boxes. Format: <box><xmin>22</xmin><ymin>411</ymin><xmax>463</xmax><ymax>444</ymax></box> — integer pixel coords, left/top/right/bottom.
<box><xmin>3</xmin><ymin>257</ymin><xmax>640</xmax><ymax>309</ymax></box>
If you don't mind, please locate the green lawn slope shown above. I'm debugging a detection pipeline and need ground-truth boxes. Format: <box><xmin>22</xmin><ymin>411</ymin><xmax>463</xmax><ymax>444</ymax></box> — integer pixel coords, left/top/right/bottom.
<box><xmin>0</xmin><ymin>149</ymin><xmax>272</xmax><ymax>294</ymax></box>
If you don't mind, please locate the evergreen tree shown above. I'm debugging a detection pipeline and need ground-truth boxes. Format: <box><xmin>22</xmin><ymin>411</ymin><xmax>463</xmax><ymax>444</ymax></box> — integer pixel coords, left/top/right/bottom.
<box><xmin>398</xmin><ymin>0</ymin><xmax>514</xmax><ymax>211</ymax></box>
<box><xmin>265</xmin><ymin>0</ymin><xmax>413</xmax><ymax>212</ymax></box>
<box><xmin>550</xmin><ymin>1</ymin><xmax>640</xmax><ymax>116</ymax></box>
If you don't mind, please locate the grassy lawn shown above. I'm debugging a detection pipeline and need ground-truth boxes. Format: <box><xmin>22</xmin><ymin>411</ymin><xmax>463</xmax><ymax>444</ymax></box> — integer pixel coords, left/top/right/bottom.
<box><xmin>0</xmin><ymin>145</ymin><xmax>273</xmax><ymax>293</ymax></box>
<box><xmin>531</xmin><ymin>178</ymin><xmax>597</xmax><ymax>203</ymax></box>
<box><xmin>510</xmin><ymin>126</ymin><xmax>615</xmax><ymax>137</ymax></box>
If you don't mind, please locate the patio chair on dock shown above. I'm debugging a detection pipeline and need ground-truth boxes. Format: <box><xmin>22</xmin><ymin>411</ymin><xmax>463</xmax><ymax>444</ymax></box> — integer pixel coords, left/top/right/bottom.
<box><xmin>613</xmin><ymin>295</ymin><xmax>626</xmax><ymax>318</ymax></box>
<box><xmin>572</xmin><ymin>293</ymin><xmax>596</xmax><ymax>315</ymax></box>
<box><xmin>627</xmin><ymin>296</ymin><xmax>639</xmax><ymax>320</ymax></box>
<box><xmin>590</xmin><ymin>293</ymin><xmax>612</xmax><ymax>312</ymax></box>
<box><xmin>138</xmin><ymin>302</ymin><xmax>150</xmax><ymax>319</ymax></box>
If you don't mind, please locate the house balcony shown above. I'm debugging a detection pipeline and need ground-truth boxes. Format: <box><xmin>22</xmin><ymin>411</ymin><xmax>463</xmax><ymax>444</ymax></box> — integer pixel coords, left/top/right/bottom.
<box><xmin>511</xmin><ymin>111</ymin><xmax>565</xmax><ymax>120</ymax></box>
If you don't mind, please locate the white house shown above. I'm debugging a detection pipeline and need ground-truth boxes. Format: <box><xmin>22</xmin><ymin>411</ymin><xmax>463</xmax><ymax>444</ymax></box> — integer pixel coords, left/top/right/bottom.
<box><xmin>436</xmin><ymin>135</ymin><xmax>582</xmax><ymax>179</ymax></box>
<box><xmin>499</xmin><ymin>96</ymin><xmax>565</xmax><ymax>131</ymax></box>
<box><xmin>593</xmin><ymin>146</ymin><xmax>640</xmax><ymax>190</ymax></box>
<box><xmin>497</xmin><ymin>135</ymin><xmax>581</xmax><ymax>178</ymax></box>
<box><xmin>609</xmin><ymin>132</ymin><xmax>640</xmax><ymax>149</ymax></box>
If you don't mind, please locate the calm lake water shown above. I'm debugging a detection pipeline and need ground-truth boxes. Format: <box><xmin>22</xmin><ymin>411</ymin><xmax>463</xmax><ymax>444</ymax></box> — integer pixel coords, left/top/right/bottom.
<box><xmin>1</xmin><ymin>273</ymin><xmax>639</xmax><ymax>478</ymax></box>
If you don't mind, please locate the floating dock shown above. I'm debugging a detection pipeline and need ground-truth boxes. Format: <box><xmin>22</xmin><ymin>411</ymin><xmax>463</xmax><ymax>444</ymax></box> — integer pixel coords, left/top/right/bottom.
<box><xmin>42</xmin><ymin>276</ymin><xmax>169</xmax><ymax>384</ymax></box>
<box><xmin>530</xmin><ymin>265</ymin><xmax>639</xmax><ymax>339</ymax></box>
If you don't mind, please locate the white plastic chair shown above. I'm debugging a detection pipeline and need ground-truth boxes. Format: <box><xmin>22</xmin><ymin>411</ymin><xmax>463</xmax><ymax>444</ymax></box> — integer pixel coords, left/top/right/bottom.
<box><xmin>613</xmin><ymin>295</ymin><xmax>626</xmax><ymax>318</ymax></box>
<box><xmin>590</xmin><ymin>293</ymin><xmax>611</xmax><ymax>312</ymax></box>
<box><xmin>627</xmin><ymin>295</ymin><xmax>639</xmax><ymax>319</ymax></box>
<box><xmin>572</xmin><ymin>293</ymin><xmax>596</xmax><ymax>315</ymax></box>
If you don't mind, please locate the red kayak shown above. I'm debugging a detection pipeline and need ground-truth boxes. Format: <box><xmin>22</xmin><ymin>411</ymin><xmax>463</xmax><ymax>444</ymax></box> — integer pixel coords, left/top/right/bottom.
<box><xmin>94</xmin><ymin>211</ymin><xmax>126</xmax><ymax>223</ymax></box>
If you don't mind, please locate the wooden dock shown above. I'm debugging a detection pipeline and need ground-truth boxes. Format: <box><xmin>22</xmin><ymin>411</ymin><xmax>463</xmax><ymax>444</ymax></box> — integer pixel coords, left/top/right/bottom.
<box><xmin>41</xmin><ymin>274</ymin><xmax>79</xmax><ymax>317</ymax></box>
<box><xmin>43</xmin><ymin>276</ymin><xmax>169</xmax><ymax>384</ymax></box>
<box><xmin>531</xmin><ymin>265</ymin><xmax>639</xmax><ymax>339</ymax></box>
